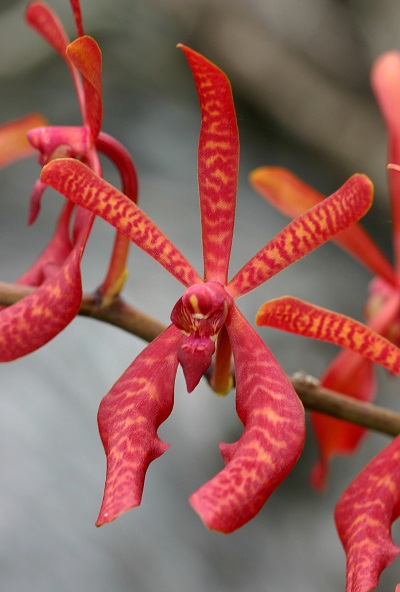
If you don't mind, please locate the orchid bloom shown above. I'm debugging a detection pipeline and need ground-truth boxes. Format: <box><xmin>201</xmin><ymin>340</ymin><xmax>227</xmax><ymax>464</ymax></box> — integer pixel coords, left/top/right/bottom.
<box><xmin>39</xmin><ymin>44</ymin><xmax>400</xmax><ymax>534</ymax></box>
<box><xmin>1</xmin><ymin>0</ymin><xmax>137</xmax><ymax>361</ymax></box>
<box><xmin>250</xmin><ymin>52</ymin><xmax>400</xmax><ymax>492</ymax></box>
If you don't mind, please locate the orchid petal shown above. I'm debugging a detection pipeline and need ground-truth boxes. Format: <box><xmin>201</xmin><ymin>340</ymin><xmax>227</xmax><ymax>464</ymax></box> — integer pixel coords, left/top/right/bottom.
<box><xmin>41</xmin><ymin>158</ymin><xmax>202</xmax><ymax>287</ymax></box>
<box><xmin>20</xmin><ymin>200</ymin><xmax>75</xmax><ymax>286</ymax></box>
<box><xmin>69</xmin><ymin>0</ymin><xmax>85</xmax><ymax>37</ymax></box>
<box><xmin>372</xmin><ymin>51</ymin><xmax>400</xmax><ymax>275</ymax></box>
<box><xmin>67</xmin><ymin>36</ymin><xmax>102</xmax><ymax>140</ymax></box>
<box><xmin>250</xmin><ymin>166</ymin><xmax>396</xmax><ymax>286</ymax></box>
<box><xmin>96</xmin><ymin>325</ymin><xmax>181</xmax><ymax>526</ymax></box>
<box><xmin>179</xmin><ymin>45</ymin><xmax>238</xmax><ymax>284</ymax></box>
<box><xmin>0</xmin><ymin>113</ymin><xmax>47</xmax><ymax>168</ymax></box>
<box><xmin>25</xmin><ymin>2</ymin><xmax>70</xmax><ymax>61</ymax></box>
<box><xmin>227</xmin><ymin>174</ymin><xmax>373</xmax><ymax>299</ymax></box>
<box><xmin>310</xmin><ymin>349</ymin><xmax>376</xmax><ymax>491</ymax></box>
<box><xmin>0</xmin><ymin>210</ymin><xmax>92</xmax><ymax>361</ymax></box>
<box><xmin>28</xmin><ymin>180</ymin><xmax>48</xmax><ymax>226</ymax></box>
<box><xmin>335</xmin><ymin>436</ymin><xmax>400</xmax><ymax>592</ymax></box>
<box><xmin>256</xmin><ymin>295</ymin><xmax>400</xmax><ymax>375</ymax></box>
<box><xmin>189</xmin><ymin>304</ymin><xmax>305</xmax><ymax>533</ymax></box>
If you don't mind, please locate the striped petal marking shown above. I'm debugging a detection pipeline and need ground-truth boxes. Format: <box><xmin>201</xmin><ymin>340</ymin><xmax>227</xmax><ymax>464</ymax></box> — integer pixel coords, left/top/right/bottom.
<box><xmin>179</xmin><ymin>45</ymin><xmax>238</xmax><ymax>285</ymax></box>
<box><xmin>40</xmin><ymin>158</ymin><xmax>202</xmax><ymax>288</ymax></box>
<box><xmin>0</xmin><ymin>209</ymin><xmax>92</xmax><ymax>361</ymax></box>
<box><xmin>189</xmin><ymin>304</ymin><xmax>305</xmax><ymax>533</ymax></box>
<box><xmin>256</xmin><ymin>295</ymin><xmax>400</xmax><ymax>375</ymax></box>
<box><xmin>227</xmin><ymin>174</ymin><xmax>374</xmax><ymax>299</ymax></box>
<box><xmin>335</xmin><ymin>436</ymin><xmax>400</xmax><ymax>592</ymax></box>
<box><xmin>96</xmin><ymin>325</ymin><xmax>182</xmax><ymax>525</ymax></box>
<box><xmin>250</xmin><ymin>166</ymin><xmax>396</xmax><ymax>286</ymax></box>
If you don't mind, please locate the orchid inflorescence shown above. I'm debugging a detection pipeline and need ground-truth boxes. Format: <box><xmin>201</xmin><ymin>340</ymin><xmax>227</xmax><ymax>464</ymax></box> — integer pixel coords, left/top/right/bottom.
<box><xmin>2</xmin><ymin>0</ymin><xmax>400</xmax><ymax>589</ymax></box>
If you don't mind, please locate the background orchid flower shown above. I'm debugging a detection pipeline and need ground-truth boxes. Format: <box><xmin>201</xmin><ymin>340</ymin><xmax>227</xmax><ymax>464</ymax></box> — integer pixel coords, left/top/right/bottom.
<box><xmin>1</xmin><ymin>0</ymin><xmax>138</xmax><ymax>361</ymax></box>
<box><xmin>251</xmin><ymin>52</ymin><xmax>400</xmax><ymax>490</ymax></box>
<box><xmin>40</xmin><ymin>44</ymin><xmax>382</xmax><ymax>534</ymax></box>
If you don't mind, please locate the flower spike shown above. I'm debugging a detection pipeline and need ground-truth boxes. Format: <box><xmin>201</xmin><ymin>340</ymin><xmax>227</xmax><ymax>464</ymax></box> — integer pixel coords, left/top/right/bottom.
<box><xmin>179</xmin><ymin>45</ymin><xmax>239</xmax><ymax>284</ymax></box>
<box><xmin>41</xmin><ymin>158</ymin><xmax>202</xmax><ymax>287</ymax></box>
<box><xmin>335</xmin><ymin>436</ymin><xmax>400</xmax><ymax>592</ymax></box>
<box><xmin>227</xmin><ymin>174</ymin><xmax>373</xmax><ymax>299</ymax></box>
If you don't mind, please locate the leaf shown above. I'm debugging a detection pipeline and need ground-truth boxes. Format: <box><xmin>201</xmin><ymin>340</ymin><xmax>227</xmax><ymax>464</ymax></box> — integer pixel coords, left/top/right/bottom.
<box><xmin>0</xmin><ymin>113</ymin><xmax>48</xmax><ymax>168</ymax></box>
<box><xmin>67</xmin><ymin>36</ymin><xmax>102</xmax><ymax>140</ymax></box>
<box><xmin>41</xmin><ymin>158</ymin><xmax>202</xmax><ymax>287</ymax></box>
<box><xmin>256</xmin><ymin>295</ymin><xmax>400</xmax><ymax>375</ymax></box>
<box><xmin>96</xmin><ymin>325</ymin><xmax>182</xmax><ymax>525</ymax></box>
<box><xmin>335</xmin><ymin>436</ymin><xmax>400</xmax><ymax>592</ymax></box>
<box><xmin>250</xmin><ymin>166</ymin><xmax>396</xmax><ymax>286</ymax></box>
<box><xmin>227</xmin><ymin>174</ymin><xmax>374</xmax><ymax>299</ymax></box>
<box><xmin>179</xmin><ymin>45</ymin><xmax>238</xmax><ymax>284</ymax></box>
<box><xmin>189</xmin><ymin>304</ymin><xmax>305</xmax><ymax>532</ymax></box>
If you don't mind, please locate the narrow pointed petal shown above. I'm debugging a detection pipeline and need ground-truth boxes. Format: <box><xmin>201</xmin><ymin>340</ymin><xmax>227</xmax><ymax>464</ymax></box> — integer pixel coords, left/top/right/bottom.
<box><xmin>69</xmin><ymin>0</ymin><xmax>85</xmax><ymax>37</ymax></box>
<box><xmin>310</xmin><ymin>350</ymin><xmax>376</xmax><ymax>491</ymax></box>
<box><xmin>28</xmin><ymin>180</ymin><xmax>48</xmax><ymax>226</ymax></box>
<box><xmin>256</xmin><ymin>295</ymin><xmax>400</xmax><ymax>375</ymax></box>
<box><xmin>371</xmin><ymin>51</ymin><xmax>400</xmax><ymax>274</ymax></box>
<box><xmin>41</xmin><ymin>158</ymin><xmax>202</xmax><ymax>287</ymax></box>
<box><xmin>179</xmin><ymin>45</ymin><xmax>238</xmax><ymax>284</ymax></box>
<box><xmin>227</xmin><ymin>174</ymin><xmax>373</xmax><ymax>299</ymax></box>
<box><xmin>0</xmin><ymin>113</ymin><xmax>48</xmax><ymax>168</ymax></box>
<box><xmin>96</xmin><ymin>325</ymin><xmax>181</xmax><ymax>526</ymax></box>
<box><xmin>250</xmin><ymin>166</ymin><xmax>396</xmax><ymax>286</ymax></box>
<box><xmin>20</xmin><ymin>201</ymin><xmax>75</xmax><ymax>286</ymax></box>
<box><xmin>25</xmin><ymin>2</ymin><xmax>70</xmax><ymax>61</ymax></box>
<box><xmin>0</xmin><ymin>210</ymin><xmax>92</xmax><ymax>361</ymax></box>
<box><xmin>335</xmin><ymin>436</ymin><xmax>400</xmax><ymax>592</ymax></box>
<box><xmin>67</xmin><ymin>36</ymin><xmax>102</xmax><ymax>139</ymax></box>
<box><xmin>189</xmin><ymin>304</ymin><xmax>305</xmax><ymax>533</ymax></box>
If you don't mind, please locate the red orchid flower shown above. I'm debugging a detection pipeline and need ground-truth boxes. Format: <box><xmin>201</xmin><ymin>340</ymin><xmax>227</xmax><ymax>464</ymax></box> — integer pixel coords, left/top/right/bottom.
<box><xmin>251</xmin><ymin>53</ymin><xmax>400</xmax><ymax>491</ymax></box>
<box><xmin>1</xmin><ymin>0</ymin><xmax>137</xmax><ymax>360</ymax></box>
<box><xmin>40</xmin><ymin>45</ymin><xmax>382</xmax><ymax>534</ymax></box>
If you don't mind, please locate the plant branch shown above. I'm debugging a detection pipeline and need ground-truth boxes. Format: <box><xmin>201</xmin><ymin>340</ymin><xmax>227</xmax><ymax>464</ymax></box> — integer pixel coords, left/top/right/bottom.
<box><xmin>2</xmin><ymin>280</ymin><xmax>400</xmax><ymax>438</ymax></box>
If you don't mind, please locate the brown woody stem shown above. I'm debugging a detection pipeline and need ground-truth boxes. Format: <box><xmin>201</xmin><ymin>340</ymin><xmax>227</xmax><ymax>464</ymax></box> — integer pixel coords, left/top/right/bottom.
<box><xmin>1</xmin><ymin>280</ymin><xmax>400</xmax><ymax>438</ymax></box>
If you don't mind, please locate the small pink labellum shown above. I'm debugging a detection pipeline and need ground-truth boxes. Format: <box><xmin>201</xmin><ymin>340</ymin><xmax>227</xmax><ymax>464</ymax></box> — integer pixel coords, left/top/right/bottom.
<box><xmin>27</xmin><ymin>126</ymin><xmax>90</xmax><ymax>165</ymax></box>
<box><xmin>177</xmin><ymin>336</ymin><xmax>215</xmax><ymax>393</ymax></box>
<box><xmin>0</xmin><ymin>113</ymin><xmax>48</xmax><ymax>168</ymax></box>
<box><xmin>335</xmin><ymin>436</ymin><xmax>400</xmax><ymax>592</ymax></box>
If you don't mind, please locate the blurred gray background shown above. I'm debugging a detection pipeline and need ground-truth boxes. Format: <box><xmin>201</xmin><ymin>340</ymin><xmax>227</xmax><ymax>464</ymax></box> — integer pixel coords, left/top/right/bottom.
<box><xmin>1</xmin><ymin>0</ymin><xmax>400</xmax><ymax>590</ymax></box>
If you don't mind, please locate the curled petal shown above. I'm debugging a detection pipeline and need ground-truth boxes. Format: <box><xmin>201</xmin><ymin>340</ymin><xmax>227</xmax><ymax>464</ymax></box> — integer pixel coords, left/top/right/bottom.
<box><xmin>372</xmin><ymin>52</ymin><xmax>400</xmax><ymax>272</ymax></box>
<box><xmin>310</xmin><ymin>349</ymin><xmax>376</xmax><ymax>491</ymax></box>
<box><xmin>256</xmin><ymin>295</ymin><xmax>400</xmax><ymax>375</ymax></box>
<box><xmin>335</xmin><ymin>436</ymin><xmax>400</xmax><ymax>592</ymax></box>
<box><xmin>96</xmin><ymin>325</ymin><xmax>181</xmax><ymax>525</ymax></box>
<box><xmin>28</xmin><ymin>179</ymin><xmax>48</xmax><ymax>226</ymax></box>
<box><xmin>0</xmin><ymin>113</ymin><xmax>48</xmax><ymax>168</ymax></box>
<box><xmin>25</xmin><ymin>1</ymin><xmax>70</xmax><ymax>60</ymax></box>
<box><xmin>67</xmin><ymin>36</ymin><xmax>102</xmax><ymax>140</ymax></box>
<box><xmin>227</xmin><ymin>174</ymin><xmax>374</xmax><ymax>299</ymax></box>
<box><xmin>189</xmin><ymin>304</ymin><xmax>305</xmax><ymax>533</ymax></box>
<box><xmin>41</xmin><ymin>158</ymin><xmax>202</xmax><ymax>287</ymax></box>
<box><xmin>179</xmin><ymin>45</ymin><xmax>238</xmax><ymax>284</ymax></box>
<box><xmin>0</xmin><ymin>210</ymin><xmax>92</xmax><ymax>361</ymax></box>
<box><xmin>250</xmin><ymin>166</ymin><xmax>396</xmax><ymax>286</ymax></box>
